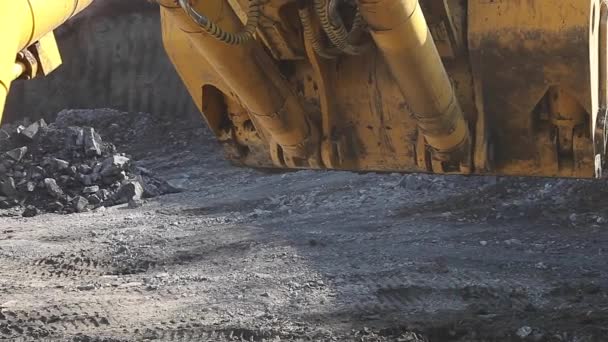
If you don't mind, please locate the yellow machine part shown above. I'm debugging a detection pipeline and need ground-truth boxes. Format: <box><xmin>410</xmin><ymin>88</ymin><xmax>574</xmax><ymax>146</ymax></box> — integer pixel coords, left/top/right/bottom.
<box><xmin>0</xmin><ymin>0</ymin><xmax>94</xmax><ymax>122</ymax></box>
<box><xmin>1</xmin><ymin>0</ymin><xmax>606</xmax><ymax>179</ymax></box>
<box><xmin>159</xmin><ymin>0</ymin><xmax>603</xmax><ymax>177</ymax></box>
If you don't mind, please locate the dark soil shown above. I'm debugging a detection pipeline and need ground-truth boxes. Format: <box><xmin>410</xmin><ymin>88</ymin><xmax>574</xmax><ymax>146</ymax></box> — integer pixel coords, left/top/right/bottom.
<box><xmin>1</xmin><ymin>109</ymin><xmax>608</xmax><ymax>341</ymax></box>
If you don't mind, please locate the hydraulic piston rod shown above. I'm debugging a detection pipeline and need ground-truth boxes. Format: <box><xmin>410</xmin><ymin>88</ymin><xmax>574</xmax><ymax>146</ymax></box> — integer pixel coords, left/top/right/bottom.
<box><xmin>358</xmin><ymin>0</ymin><xmax>470</xmax><ymax>168</ymax></box>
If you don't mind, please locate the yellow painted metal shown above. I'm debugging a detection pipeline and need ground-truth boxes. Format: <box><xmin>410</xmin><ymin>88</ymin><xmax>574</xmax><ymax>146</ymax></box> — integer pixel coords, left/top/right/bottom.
<box><xmin>12</xmin><ymin>63</ymin><xmax>27</xmax><ymax>80</ymax></box>
<box><xmin>358</xmin><ymin>0</ymin><xmax>470</xmax><ymax>170</ymax></box>
<box><xmin>33</xmin><ymin>32</ymin><xmax>63</xmax><ymax>76</ymax></box>
<box><xmin>0</xmin><ymin>0</ymin><xmax>93</xmax><ymax>121</ymax></box>
<box><xmin>157</xmin><ymin>0</ymin><xmax>597</xmax><ymax>177</ymax></box>
<box><xmin>159</xmin><ymin>0</ymin><xmax>320</xmax><ymax>167</ymax></box>
<box><xmin>469</xmin><ymin>0</ymin><xmax>593</xmax><ymax>177</ymax></box>
<box><xmin>1</xmin><ymin>0</ymin><xmax>605</xmax><ymax>178</ymax></box>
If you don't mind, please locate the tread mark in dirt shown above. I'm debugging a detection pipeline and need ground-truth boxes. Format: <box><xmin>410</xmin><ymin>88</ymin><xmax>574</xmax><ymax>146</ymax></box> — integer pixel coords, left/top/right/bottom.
<box><xmin>133</xmin><ymin>325</ymin><xmax>287</xmax><ymax>341</ymax></box>
<box><xmin>0</xmin><ymin>304</ymin><xmax>111</xmax><ymax>340</ymax></box>
<box><xmin>26</xmin><ymin>252</ymin><xmax>156</xmax><ymax>278</ymax></box>
<box><xmin>350</xmin><ymin>273</ymin><xmax>535</xmax><ymax>316</ymax></box>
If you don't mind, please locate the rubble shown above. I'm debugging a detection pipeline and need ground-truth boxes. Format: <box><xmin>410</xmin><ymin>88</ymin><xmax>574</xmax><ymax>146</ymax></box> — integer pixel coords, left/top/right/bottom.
<box><xmin>83</xmin><ymin>185</ymin><xmax>99</xmax><ymax>194</ymax></box>
<box><xmin>72</xmin><ymin>196</ymin><xmax>89</xmax><ymax>212</ymax></box>
<box><xmin>83</xmin><ymin>127</ymin><xmax>102</xmax><ymax>156</ymax></box>
<box><xmin>0</xmin><ymin>177</ymin><xmax>16</xmax><ymax>197</ymax></box>
<box><xmin>100</xmin><ymin>155</ymin><xmax>130</xmax><ymax>176</ymax></box>
<box><xmin>516</xmin><ymin>326</ymin><xmax>532</xmax><ymax>338</ymax></box>
<box><xmin>127</xmin><ymin>199</ymin><xmax>143</xmax><ymax>209</ymax></box>
<box><xmin>44</xmin><ymin>178</ymin><xmax>65</xmax><ymax>199</ymax></box>
<box><xmin>5</xmin><ymin>146</ymin><xmax>27</xmax><ymax>162</ymax></box>
<box><xmin>113</xmin><ymin>181</ymin><xmax>144</xmax><ymax>204</ymax></box>
<box><xmin>0</xmin><ymin>115</ymin><xmax>180</xmax><ymax>217</ymax></box>
<box><xmin>20</xmin><ymin>119</ymin><xmax>46</xmax><ymax>140</ymax></box>
<box><xmin>22</xmin><ymin>205</ymin><xmax>39</xmax><ymax>217</ymax></box>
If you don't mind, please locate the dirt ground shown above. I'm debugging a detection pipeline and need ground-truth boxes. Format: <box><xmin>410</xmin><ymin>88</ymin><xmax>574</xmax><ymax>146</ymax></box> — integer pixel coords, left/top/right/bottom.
<box><xmin>2</xmin><ymin>110</ymin><xmax>608</xmax><ymax>341</ymax></box>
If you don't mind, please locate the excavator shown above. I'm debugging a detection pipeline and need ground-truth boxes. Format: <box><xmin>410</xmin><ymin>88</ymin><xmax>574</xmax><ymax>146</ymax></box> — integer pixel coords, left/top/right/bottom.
<box><xmin>0</xmin><ymin>0</ymin><xmax>606</xmax><ymax>178</ymax></box>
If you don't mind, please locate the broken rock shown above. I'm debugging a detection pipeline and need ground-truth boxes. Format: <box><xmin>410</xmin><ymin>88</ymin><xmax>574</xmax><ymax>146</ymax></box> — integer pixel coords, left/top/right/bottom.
<box><xmin>96</xmin><ymin>188</ymin><xmax>110</xmax><ymax>201</ymax></box>
<box><xmin>87</xmin><ymin>194</ymin><xmax>101</xmax><ymax>205</ymax></box>
<box><xmin>0</xmin><ymin>129</ymin><xmax>10</xmax><ymax>142</ymax></box>
<box><xmin>100</xmin><ymin>155</ymin><xmax>130</xmax><ymax>176</ymax></box>
<box><xmin>52</xmin><ymin>158</ymin><xmax>70</xmax><ymax>171</ymax></box>
<box><xmin>0</xmin><ymin>112</ymin><xmax>175</xmax><ymax>215</ymax></box>
<box><xmin>4</xmin><ymin>147</ymin><xmax>27</xmax><ymax>162</ymax></box>
<box><xmin>78</xmin><ymin>164</ymin><xmax>92</xmax><ymax>174</ymax></box>
<box><xmin>47</xmin><ymin>201</ymin><xmax>65</xmax><ymax>212</ymax></box>
<box><xmin>20</xmin><ymin>119</ymin><xmax>46</xmax><ymax>140</ymax></box>
<box><xmin>83</xmin><ymin>185</ymin><xmax>99</xmax><ymax>194</ymax></box>
<box><xmin>0</xmin><ymin>177</ymin><xmax>17</xmax><ymax>198</ymax></box>
<box><xmin>113</xmin><ymin>181</ymin><xmax>144</xmax><ymax>204</ymax></box>
<box><xmin>22</xmin><ymin>206</ymin><xmax>40</xmax><ymax>217</ymax></box>
<box><xmin>83</xmin><ymin>127</ymin><xmax>102</xmax><ymax>156</ymax></box>
<box><xmin>44</xmin><ymin>178</ymin><xmax>64</xmax><ymax>199</ymax></box>
<box><xmin>128</xmin><ymin>199</ymin><xmax>143</xmax><ymax>209</ymax></box>
<box><xmin>72</xmin><ymin>196</ymin><xmax>89</xmax><ymax>213</ymax></box>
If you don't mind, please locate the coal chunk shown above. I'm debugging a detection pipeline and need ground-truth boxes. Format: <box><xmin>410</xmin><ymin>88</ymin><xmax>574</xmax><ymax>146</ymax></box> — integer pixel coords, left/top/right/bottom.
<box><xmin>22</xmin><ymin>206</ymin><xmax>40</xmax><ymax>217</ymax></box>
<box><xmin>128</xmin><ymin>199</ymin><xmax>143</xmax><ymax>209</ymax></box>
<box><xmin>83</xmin><ymin>127</ymin><xmax>102</xmax><ymax>156</ymax></box>
<box><xmin>72</xmin><ymin>196</ymin><xmax>89</xmax><ymax>212</ymax></box>
<box><xmin>4</xmin><ymin>147</ymin><xmax>27</xmax><ymax>162</ymax></box>
<box><xmin>0</xmin><ymin>129</ymin><xmax>10</xmax><ymax>142</ymax></box>
<box><xmin>0</xmin><ymin>177</ymin><xmax>17</xmax><ymax>198</ymax></box>
<box><xmin>97</xmin><ymin>189</ymin><xmax>111</xmax><ymax>201</ymax></box>
<box><xmin>44</xmin><ymin>178</ymin><xmax>64</xmax><ymax>199</ymax></box>
<box><xmin>52</xmin><ymin>158</ymin><xmax>70</xmax><ymax>171</ymax></box>
<box><xmin>82</xmin><ymin>185</ymin><xmax>99</xmax><ymax>194</ymax></box>
<box><xmin>78</xmin><ymin>164</ymin><xmax>92</xmax><ymax>174</ymax></box>
<box><xmin>0</xmin><ymin>111</ymin><xmax>176</xmax><ymax>216</ymax></box>
<box><xmin>113</xmin><ymin>181</ymin><xmax>144</xmax><ymax>204</ymax></box>
<box><xmin>47</xmin><ymin>201</ymin><xmax>65</xmax><ymax>212</ymax></box>
<box><xmin>87</xmin><ymin>194</ymin><xmax>101</xmax><ymax>205</ymax></box>
<box><xmin>100</xmin><ymin>155</ymin><xmax>130</xmax><ymax>176</ymax></box>
<box><xmin>20</xmin><ymin>119</ymin><xmax>46</xmax><ymax>140</ymax></box>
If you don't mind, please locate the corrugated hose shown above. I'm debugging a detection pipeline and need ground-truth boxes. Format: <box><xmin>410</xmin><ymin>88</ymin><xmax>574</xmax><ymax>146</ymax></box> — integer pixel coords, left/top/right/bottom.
<box><xmin>178</xmin><ymin>0</ymin><xmax>261</xmax><ymax>45</ymax></box>
<box><xmin>313</xmin><ymin>0</ymin><xmax>370</xmax><ymax>56</ymax></box>
<box><xmin>298</xmin><ymin>5</ymin><xmax>341</xmax><ymax>59</ymax></box>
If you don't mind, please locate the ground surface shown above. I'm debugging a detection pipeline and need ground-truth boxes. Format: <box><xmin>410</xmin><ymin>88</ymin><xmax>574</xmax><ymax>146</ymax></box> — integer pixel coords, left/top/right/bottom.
<box><xmin>1</xmin><ymin>111</ymin><xmax>608</xmax><ymax>342</ymax></box>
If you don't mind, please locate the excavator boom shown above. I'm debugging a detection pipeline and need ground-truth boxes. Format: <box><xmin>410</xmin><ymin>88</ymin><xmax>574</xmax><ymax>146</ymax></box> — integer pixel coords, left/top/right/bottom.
<box><xmin>0</xmin><ymin>0</ymin><xmax>94</xmax><ymax>121</ymax></box>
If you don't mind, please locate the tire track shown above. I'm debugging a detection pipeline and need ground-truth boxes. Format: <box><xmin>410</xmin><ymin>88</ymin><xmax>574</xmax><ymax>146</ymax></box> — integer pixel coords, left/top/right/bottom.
<box><xmin>22</xmin><ymin>251</ymin><xmax>157</xmax><ymax>279</ymax></box>
<box><xmin>0</xmin><ymin>303</ymin><xmax>111</xmax><ymax>340</ymax></box>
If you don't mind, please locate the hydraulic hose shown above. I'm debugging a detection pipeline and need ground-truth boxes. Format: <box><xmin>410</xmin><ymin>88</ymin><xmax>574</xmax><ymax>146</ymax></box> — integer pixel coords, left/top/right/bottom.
<box><xmin>178</xmin><ymin>0</ymin><xmax>261</xmax><ymax>45</ymax></box>
<box><xmin>298</xmin><ymin>5</ymin><xmax>340</xmax><ymax>59</ymax></box>
<box><xmin>313</xmin><ymin>0</ymin><xmax>369</xmax><ymax>56</ymax></box>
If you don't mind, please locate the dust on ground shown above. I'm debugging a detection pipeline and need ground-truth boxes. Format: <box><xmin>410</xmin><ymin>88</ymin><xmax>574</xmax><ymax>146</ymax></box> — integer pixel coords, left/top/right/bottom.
<box><xmin>1</xmin><ymin>109</ymin><xmax>608</xmax><ymax>341</ymax></box>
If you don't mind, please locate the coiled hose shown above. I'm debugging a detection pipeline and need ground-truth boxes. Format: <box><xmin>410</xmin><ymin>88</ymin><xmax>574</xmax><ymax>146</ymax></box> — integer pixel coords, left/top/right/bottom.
<box><xmin>298</xmin><ymin>6</ymin><xmax>340</xmax><ymax>59</ymax></box>
<box><xmin>313</xmin><ymin>0</ymin><xmax>370</xmax><ymax>56</ymax></box>
<box><xmin>178</xmin><ymin>0</ymin><xmax>261</xmax><ymax>45</ymax></box>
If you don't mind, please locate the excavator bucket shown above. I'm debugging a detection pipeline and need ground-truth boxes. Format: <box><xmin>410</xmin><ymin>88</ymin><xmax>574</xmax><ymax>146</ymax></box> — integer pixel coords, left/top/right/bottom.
<box><xmin>3</xmin><ymin>0</ymin><xmax>607</xmax><ymax>178</ymax></box>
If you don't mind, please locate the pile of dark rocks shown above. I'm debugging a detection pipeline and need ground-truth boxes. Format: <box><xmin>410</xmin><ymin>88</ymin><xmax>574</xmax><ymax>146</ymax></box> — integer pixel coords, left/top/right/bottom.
<box><xmin>0</xmin><ymin>118</ymin><xmax>179</xmax><ymax>217</ymax></box>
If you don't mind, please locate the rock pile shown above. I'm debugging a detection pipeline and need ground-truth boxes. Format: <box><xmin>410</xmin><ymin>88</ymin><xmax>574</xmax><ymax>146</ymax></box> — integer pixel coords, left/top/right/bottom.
<box><xmin>0</xmin><ymin>118</ymin><xmax>179</xmax><ymax>216</ymax></box>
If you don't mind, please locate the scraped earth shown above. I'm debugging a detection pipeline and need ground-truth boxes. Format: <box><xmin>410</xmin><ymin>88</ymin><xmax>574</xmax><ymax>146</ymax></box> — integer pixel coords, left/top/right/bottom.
<box><xmin>1</xmin><ymin>110</ymin><xmax>608</xmax><ymax>341</ymax></box>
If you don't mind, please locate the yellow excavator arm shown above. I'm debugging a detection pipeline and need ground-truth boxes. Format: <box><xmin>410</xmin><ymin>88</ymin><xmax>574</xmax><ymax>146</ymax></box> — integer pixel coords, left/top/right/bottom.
<box><xmin>0</xmin><ymin>0</ymin><xmax>94</xmax><ymax>121</ymax></box>
<box><xmin>1</xmin><ymin>0</ymin><xmax>607</xmax><ymax>179</ymax></box>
